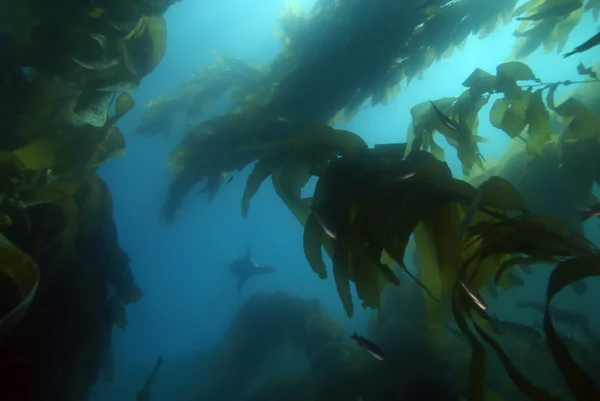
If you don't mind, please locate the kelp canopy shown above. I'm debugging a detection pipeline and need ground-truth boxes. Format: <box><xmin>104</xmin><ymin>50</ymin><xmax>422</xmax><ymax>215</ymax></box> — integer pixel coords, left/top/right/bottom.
<box><xmin>0</xmin><ymin>0</ymin><xmax>180</xmax><ymax>400</ymax></box>
<box><xmin>158</xmin><ymin>0</ymin><xmax>599</xmax><ymax>219</ymax></box>
<box><xmin>1</xmin><ymin>0</ymin><xmax>599</xmax><ymax>399</ymax></box>
<box><xmin>148</xmin><ymin>0</ymin><xmax>600</xmax><ymax>400</ymax></box>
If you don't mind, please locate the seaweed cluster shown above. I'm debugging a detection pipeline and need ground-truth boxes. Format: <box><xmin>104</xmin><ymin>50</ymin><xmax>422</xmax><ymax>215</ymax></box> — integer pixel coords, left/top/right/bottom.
<box><xmin>147</xmin><ymin>1</ymin><xmax>600</xmax><ymax>399</ymax></box>
<box><xmin>161</xmin><ymin>44</ymin><xmax>600</xmax><ymax>401</ymax></box>
<box><xmin>0</xmin><ymin>0</ymin><xmax>179</xmax><ymax>399</ymax></box>
<box><xmin>193</xmin><ymin>291</ymin><xmax>459</xmax><ymax>401</ymax></box>
<box><xmin>158</xmin><ymin>0</ymin><xmax>599</xmax><ymax>219</ymax></box>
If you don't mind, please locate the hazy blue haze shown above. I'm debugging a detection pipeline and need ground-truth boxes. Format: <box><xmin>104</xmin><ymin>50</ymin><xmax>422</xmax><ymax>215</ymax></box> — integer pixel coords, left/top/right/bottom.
<box><xmin>91</xmin><ymin>0</ymin><xmax>599</xmax><ymax>399</ymax></box>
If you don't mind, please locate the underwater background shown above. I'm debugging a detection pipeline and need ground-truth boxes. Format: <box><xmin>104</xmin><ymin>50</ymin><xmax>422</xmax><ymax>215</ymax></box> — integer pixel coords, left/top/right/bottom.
<box><xmin>1</xmin><ymin>0</ymin><xmax>600</xmax><ymax>400</ymax></box>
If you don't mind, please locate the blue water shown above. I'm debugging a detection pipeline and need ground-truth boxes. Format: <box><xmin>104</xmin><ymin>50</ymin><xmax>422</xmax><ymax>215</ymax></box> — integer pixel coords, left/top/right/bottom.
<box><xmin>90</xmin><ymin>1</ymin><xmax>599</xmax><ymax>399</ymax></box>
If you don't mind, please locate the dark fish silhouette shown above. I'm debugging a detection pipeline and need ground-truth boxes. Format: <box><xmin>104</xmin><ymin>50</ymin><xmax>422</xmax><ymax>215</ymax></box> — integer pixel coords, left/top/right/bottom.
<box><xmin>564</xmin><ymin>32</ymin><xmax>600</xmax><ymax>58</ymax></box>
<box><xmin>351</xmin><ymin>332</ymin><xmax>385</xmax><ymax>360</ymax></box>
<box><xmin>227</xmin><ymin>244</ymin><xmax>276</xmax><ymax>294</ymax></box>
<box><xmin>579</xmin><ymin>202</ymin><xmax>600</xmax><ymax>221</ymax></box>
<box><xmin>430</xmin><ymin>101</ymin><xmax>459</xmax><ymax>131</ymax></box>
<box><xmin>136</xmin><ymin>357</ymin><xmax>164</xmax><ymax>401</ymax></box>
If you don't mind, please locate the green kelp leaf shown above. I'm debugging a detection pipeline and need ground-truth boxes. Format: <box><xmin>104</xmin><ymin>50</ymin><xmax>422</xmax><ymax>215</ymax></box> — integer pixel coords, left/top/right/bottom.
<box><xmin>303</xmin><ymin>212</ymin><xmax>328</xmax><ymax>279</ymax></box>
<box><xmin>524</xmin><ymin>89</ymin><xmax>552</xmax><ymax>156</ymax></box>
<box><xmin>472</xmin><ymin>318</ymin><xmax>558</xmax><ymax>401</ymax></box>
<box><xmin>429</xmin><ymin>139</ymin><xmax>445</xmax><ymax>161</ymax></box>
<box><xmin>544</xmin><ymin>255</ymin><xmax>600</xmax><ymax>401</ymax></box>
<box><xmin>546</xmin><ymin>83</ymin><xmax>560</xmax><ymax>110</ymax></box>
<box><xmin>114</xmin><ymin>93</ymin><xmax>135</xmax><ymax>117</ymax></box>
<box><xmin>0</xmin><ymin>234</ymin><xmax>40</xmax><ymax>339</ymax></box>
<box><xmin>87</xmin><ymin>127</ymin><xmax>126</xmax><ymax>168</ymax></box>
<box><xmin>73</xmin><ymin>88</ymin><xmax>113</xmax><ymax>127</ymax></box>
<box><xmin>494</xmin><ymin>256</ymin><xmax>541</xmax><ymax>285</ymax></box>
<box><xmin>554</xmin><ymin>97</ymin><xmax>600</xmax><ymax>143</ymax></box>
<box><xmin>489</xmin><ymin>97</ymin><xmax>527</xmax><ymax>139</ymax></box>
<box><xmin>350</xmin><ymin>248</ymin><xmax>383</xmax><ymax>310</ymax></box>
<box><xmin>496</xmin><ymin>61</ymin><xmax>537</xmax><ymax>82</ymax></box>
<box><xmin>124</xmin><ymin>16</ymin><xmax>167</xmax><ymax>77</ymax></box>
<box><xmin>241</xmin><ymin>158</ymin><xmax>279</xmax><ymax>217</ymax></box>
<box><xmin>271</xmin><ymin>165</ymin><xmax>312</xmax><ymax>226</ymax></box>
<box><xmin>462</xmin><ymin>68</ymin><xmax>497</xmax><ymax>97</ymax></box>
<box><xmin>452</xmin><ymin>291</ymin><xmax>485</xmax><ymax>401</ymax></box>
<box><xmin>0</xmin><ymin>152</ymin><xmax>27</xmax><ymax>192</ymax></box>
<box><xmin>496</xmin><ymin>62</ymin><xmax>538</xmax><ymax>100</ymax></box>
<box><xmin>478</xmin><ymin>176</ymin><xmax>524</xmax><ymax>210</ymax></box>
<box><xmin>332</xmin><ymin>244</ymin><xmax>353</xmax><ymax>318</ymax></box>
<box><xmin>556</xmin><ymin>8</ymin><xmax>584</xmax><ymax>54</ymax></box>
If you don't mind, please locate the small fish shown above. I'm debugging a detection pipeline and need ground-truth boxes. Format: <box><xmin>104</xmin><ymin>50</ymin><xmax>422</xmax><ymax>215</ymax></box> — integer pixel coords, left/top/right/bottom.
<box><xmin>351</xmin><ymin>332</ymin><xmax>385</xmax><ymax>361</ymax></box>
<box><xmin>71</xmin><ymin>56</ymin><xmax>118</xmax><ymax>71</ymax></box>
<box><xmin>226</xmin><ymin>176</ymin><xmax>234</xmax><ymax>184</ymax></box>
<box><xmin>579</xmin><ymin>202</ymin><xmax>600</xmax><ymax>221</ymax></box>
<box><xmin>460</xmin><ymin>281</ymin><xmax>488</xmax><ymax>311</ymax></box>
<box><xmin>515</xmin><ymin>2</ymin><xmax>581</xmax><ymax>21</ymax></box>
<box><xmin>564</xmin><ymin>32</ymin><xmax>600</xmax><ymax>58</ymax></box>
<box><xmin>429</xmin><ymin>101</ymin><xmax>459</xmax><ymax>131</ymax></box>
<box><xmin>90</xmin><ymin>33</ymin><xmax>107</xmax><ymax>51</ymax></box>
<box><xmin>311</xmin><ymin>206</ymin><xmax>337</xmax><ymax>239</ymax></box>
<box><xmin>398</xmin><ymin>172</ymin><xmax>415</xmax><ymax>180</ymax></box>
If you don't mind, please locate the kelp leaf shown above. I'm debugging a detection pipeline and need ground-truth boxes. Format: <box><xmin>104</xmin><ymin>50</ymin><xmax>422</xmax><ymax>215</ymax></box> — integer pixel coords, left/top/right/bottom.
<box><xmin>524</xmin><ymin>89</ymin><xmax>552</xmax><ymax>156</ymax></box>
<box><xmin>0</xmin><ymin>234</ymin><xmax>40</xmax><ymax>339</ymax></box>
<box><xmin>271</xmin><ymin>165</ymin><xmax>312</xmax><ymax>226</ymax></box>
<box><xmin>114</xmin><ymin>93</ymin><xmax>135</xmax><ymax>117</ymax></box>
<box><xmin>452</xmin><ymin>291</ymin><xmax>485</xmax><ymax>401</ymax></box>
<box><xmin>472</xmin><ymin>317</ymin><xmax>558</xmax><ymax>400</ymax></box>
<box><xmin>87</xmin><ymin>127</ymin><xmax>126</xmax><ymax>168</ymax></box>
<box><xmin>496</xmin><ymin>61</ymin><xmax>537</xmax><ymax>82</ymax></box>
<box><xmin>494</xmin><ymin>256</ymin><xmax>540</xmax><ymax>285</ymax></box>
<box><xmin>489</xmin><ymin>98</ymin><xmax>527</xmax><ymax>139</ymax></box>
<box><xmin>241</xmin><ymin>158</ymin><xmax>279</xmax><ymax>217</ymax></box>
<box><xmin>303</xmin><ymin>212</ymin><xmax>328</xmax><ymax>279</ymax></box>
<box><xmin>543</xmin><ymin>255</ymin><xmax>600</xmax><ymax>400</ymax></box>
<box><xmin>73</xmin><ymin>88</ymin><xmax>113</xmax><ymax>127</ymax></box>
<box><xmin>332</xmin><ymin>246</ymin><xmax>354</xmax><ymax>318</ymax></box>
<box><xmin>462</xmin><ymin>68</ymin><xmax>497</xmax><ymax>97</ymax></box>
<box><xmin>350</xmin><ymin>249</ymin><xmax>383</xmax><ymax>309</ymax></box>
<box><xmin>479</xmin><ymin>176</ymin><xmax>524</xmax><ymax>210</ymax></box>
<box><xmin>124</xmin><ymin>16</ymin><xmax>167</xmax><ymax>77</ymax></box>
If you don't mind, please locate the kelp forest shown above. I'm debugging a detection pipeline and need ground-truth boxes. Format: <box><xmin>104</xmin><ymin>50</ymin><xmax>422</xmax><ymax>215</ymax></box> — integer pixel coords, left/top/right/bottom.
<box><xmin>1</xmin><ymin>0</ymin><xmax>600</xmax><ymax>400</ymax></box>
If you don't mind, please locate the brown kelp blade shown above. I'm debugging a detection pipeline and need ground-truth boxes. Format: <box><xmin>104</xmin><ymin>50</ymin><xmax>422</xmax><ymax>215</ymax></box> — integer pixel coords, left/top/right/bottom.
<box><xmin>493</xmin><ymin>256</ymin><xmax>540</xmax><ymax>285</ymax></box>
<box><xmin>472</xmin><ymin>318</ymin><xmax>558</xmax><ymax>401</ymax></box>
<box><xmin>0</xmin><ymin>234</ymin><xmax>40</xmax><ymax>339</ymax></box>
<box><xmin>544</xmin><ymin>255</ymin><xmax>600</xmax><ymax>401</ymax></box>
<box><xmin>303</xmin><ymin>212</ymin><xmax>328</xmax><ymax>279</ymax></box>
<box><xmin>452</xmin><ymin>287</ymin><xmax>485</xmax><ymax>401</ymax></box>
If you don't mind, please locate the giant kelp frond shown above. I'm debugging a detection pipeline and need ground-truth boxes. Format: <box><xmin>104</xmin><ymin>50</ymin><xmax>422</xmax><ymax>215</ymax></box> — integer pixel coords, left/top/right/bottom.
<box><xmin>302</xmin><ymin>150</ymin><xmax>528</xmax><ymax>317</ymax></box>
<box><xmin>155</xmin><ymin>0</ymin><xmax>589</xmax><ymax>150</ymax></box>
<box><xmin>407</xmin><ymin>61</ymin><xmax>600</xmax><ymax>176</ymax></box>
<box><xmin>510</xmin><ymin>0</ymin><xmax>587</xmax><ymax>59</ymax></box>
<box><xmin>216</xmin><ymin>292</ymin><xmax>350</xmax><ymax>401</ymax></box>
<box><xmin>161</xmin><ymin>110</ymin><xmax>368</xmax><ymax>221</ymax></box>
<box><xmin>135</xmin><ymin>51</ymin><xmax>273</xmax><ymax>138</ymax></box>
